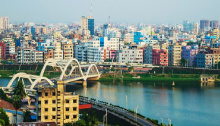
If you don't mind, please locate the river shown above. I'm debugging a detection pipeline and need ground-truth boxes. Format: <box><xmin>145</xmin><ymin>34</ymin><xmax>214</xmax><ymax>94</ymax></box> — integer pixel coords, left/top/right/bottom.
<box><xmin>1</xmin><ymin>77</ymin><xmax>220</xmax><ymax>126</ymax></box>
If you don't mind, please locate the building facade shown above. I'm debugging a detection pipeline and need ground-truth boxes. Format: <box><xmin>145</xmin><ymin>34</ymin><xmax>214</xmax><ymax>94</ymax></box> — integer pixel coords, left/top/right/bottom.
<box><xmin>17</xmin><ymin>48</ymin><xmax>44</xmax><ymax>64</ymax></box>
<box><xmin>37</xmin><ymin>81</ymin><xmax>79</xmax><ymax>126</ymax></box>
<box><xmin>182</xmin><ymin>45</ymin><xmax>199</xmax><ymax>67</ymax></box>
<box><xmin>152</xmin><ymin>49</ymin><xmax>168</xmax><ymax>66</ymax></box>
<box><xmin>168</xmin><ymin>44</ymin><xmax>182</xmax><ymax>66</ymax></box>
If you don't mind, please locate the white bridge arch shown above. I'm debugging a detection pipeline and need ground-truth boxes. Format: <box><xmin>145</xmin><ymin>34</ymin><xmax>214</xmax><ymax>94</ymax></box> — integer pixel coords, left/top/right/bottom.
<box><xmin>7</xmin><ymin>72</ymin><xmax>54</xmax><ymax>89</ymax></box>
<box><xmin>6</xmin><ymin>58</ymin><xmax>100</xmax><ymax>89</ymax></box>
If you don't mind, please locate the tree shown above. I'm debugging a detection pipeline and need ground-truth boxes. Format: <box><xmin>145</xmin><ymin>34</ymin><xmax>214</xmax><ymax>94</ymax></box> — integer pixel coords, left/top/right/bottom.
<box><xmin>23</xmin><ymin>110</ymin><xmax>32</xmax><ymax>122</ymax></box>
<box><xmin>0</xmin><ymin>107</ymin><xmax>9</xmax><ymax>126</ymax></box>
<box><xmin>12</xmin><ymin>95</ymin><xmax>22</xmax><ymax>124</ymax></box>
<box><xmin>80</xmin><ymin>113</ymin><xmax>99</xmax><ymax>126</ymax></box>
<box><xmin>180</xmin><ymin>58</ymin><xmax>186</xmax><ymax>67</ymax></box>
<box><xmin>13</xmin><ymin>81</ymin><xmax>26</xmax><ymax>99</ymax></box>
<box><xmin>128</xmin><ymin>67</ymin><xmax>134</xmax><ymax>72</ymax></box>
<box><xmin>0</xmin><ymin>119</ymin><xmax>5</xmax><ymax>126</ymax></box>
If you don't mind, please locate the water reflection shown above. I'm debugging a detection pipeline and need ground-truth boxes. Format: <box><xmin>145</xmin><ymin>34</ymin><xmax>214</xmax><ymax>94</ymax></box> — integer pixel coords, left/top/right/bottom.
<box><xmin>1</xmin><ymin>78</ymin><xmax>220</xmax><ymax>126</ymax></box>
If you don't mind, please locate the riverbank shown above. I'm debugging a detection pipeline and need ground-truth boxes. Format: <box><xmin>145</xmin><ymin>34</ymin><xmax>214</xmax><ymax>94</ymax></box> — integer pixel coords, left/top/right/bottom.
<box><xmin>99</xmin><ymin>73</ymin><xmax>206</xmax><ymax>82</ymax></box>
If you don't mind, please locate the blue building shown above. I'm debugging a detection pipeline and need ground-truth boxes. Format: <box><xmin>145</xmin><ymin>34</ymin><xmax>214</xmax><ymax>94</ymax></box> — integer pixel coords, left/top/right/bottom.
<box><xmin>88</xmin><ymin>19</ymin><xmax>94</xmax><ymax>35</ymax></box>
<box><xmin>100</xmin><ymin>37</ymin><xmax>104</xmax><ymax>47</ymax></box>
<box><xmin>31</xmin><ymin>26</ymin><xmax>36</xmax><ymax>34</ymax></box>
<box><xmin>16</xmin><ymin>39</ymin><xmax>22</xmax><ymax>47</ymax></box>
<box><xmin>133</xmin><ymin>32</ymin><xmax>143</xmax><ymax>44</ymax></box>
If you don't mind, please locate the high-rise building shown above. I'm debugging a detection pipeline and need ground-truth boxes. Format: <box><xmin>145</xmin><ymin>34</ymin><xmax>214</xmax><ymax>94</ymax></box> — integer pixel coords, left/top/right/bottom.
<box><xmin>81</xmin><ymin>16</ymin><xmax>94</xmax><ymax>36</ymax></box>
<box><xmin>0</xmin><ymin>17</ymin><xmax>9</xmax><ymax>31</ymax></box>
<box><xmin>88</xmin><ymin>18</ymin><xmax>94</xmax><ymax>35</ymax></box>
<box><xmin>200</xmin><ymin>20</ymin><xmax>210</xmax><ymax>31</ymax></box>
<box><xmin>183</xmin><ymin>21</ymin><xmax>199</xmax><ymax>33</ymax></box>
<box><xmin>81</xmin><ymin>16</ymin><xmax>88</xmax><ymax>33</ymax></box>
<box><xmin>210</xmin><ymin>20</ymin><xmax>219</xmax><ymax>29</ymax></box>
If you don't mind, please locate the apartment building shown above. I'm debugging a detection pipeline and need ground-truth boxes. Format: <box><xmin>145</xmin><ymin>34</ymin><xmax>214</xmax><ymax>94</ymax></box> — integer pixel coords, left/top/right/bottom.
<box><xmin>197</xmin><ymin>53</ymin><xmax>213</xmax><ymax>68</ymax></box>
<box><xmin>182</xmin><ymin>45</ymin><xmax>199</xmax><ymax>67</ymax></box>
<box><xmin>75</xmin><ymin>43</ymin><xmax>101</xmax><ymax>62</ymax></box>
<box><xmin>168</xmin><ymin>44</ymin><xmax>182</xmax><ymax>66</ymax></box>
<box><xmin>143</xmin><ymin>44</ymin><xmax>160</xmax><ymax>64</ymax></box>
<box><xmin>53</xmin><ymin>42</ymin><xmax>63</xmax><ymax>60</ymax></box>
<box><xmin>0</xmin><ymin>42</ymin><xmax>6</xmax><ymax>60</ymax></box>
<box><xmin>44</xmin><ymin>49</ymin><xmax>54</xmax><ymax>62</ymax></box>
<box><xmin>117</xmin><ymin>47</ymin><xmax>143</xmax><ymax>63</ymax></box>
<box><xmin>17</xmin><ymin>48</ymin><xmax>43</xmax><ymax>64</ymax></box>
<box><xmin>37</xmin><ymin>81</ymin><xmax>79</xmax><ymax>126</ymax></box>
<box><xmin>152</xmin><ymin>49</ymin><xmax>168</xmax><ymax>66</ymax></box>
<box><xmin>62</xmin><ymin>43</ymin><xmax>74</xmax><ymax>59</ymax></box>
<box><xmin>124</xmin><ymin>33</ymin><xmax>134</xmax><ymax>44</ymax></box>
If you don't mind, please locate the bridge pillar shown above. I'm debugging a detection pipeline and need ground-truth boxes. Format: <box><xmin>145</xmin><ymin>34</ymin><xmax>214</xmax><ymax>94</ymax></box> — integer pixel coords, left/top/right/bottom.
<box><xmin>82</xmin><ymin>81</ymin><xmax>87</xmax><ymax>86</ymax></box>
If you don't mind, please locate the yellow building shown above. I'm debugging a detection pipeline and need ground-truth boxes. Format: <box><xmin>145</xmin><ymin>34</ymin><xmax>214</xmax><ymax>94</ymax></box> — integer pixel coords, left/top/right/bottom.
<box><xmin>212</xmin><ymin>28</ymin><xmax>219</xmax><ymax>40</ymax></box>
<box><xmin>168</xmin><ymin>43</ymin><xmax>182</xmax><ymax>66</ymax></box>
<box><xmin>37</xmin><ymin>81</ymin><xmax>79</xmax><ymax>126</ymax></box>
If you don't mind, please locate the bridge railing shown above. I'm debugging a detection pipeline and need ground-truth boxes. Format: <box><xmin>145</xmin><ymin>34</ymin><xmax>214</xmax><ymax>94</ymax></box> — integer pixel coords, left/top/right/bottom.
<box><xmin>79</xmin><ymin>96</ymin><xmax>157</xmax><ymax>126</ymax></box>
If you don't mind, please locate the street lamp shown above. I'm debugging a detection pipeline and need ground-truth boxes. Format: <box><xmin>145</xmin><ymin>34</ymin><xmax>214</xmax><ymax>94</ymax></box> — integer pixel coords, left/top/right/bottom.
<box><xmin>124</xmin><ymin>95</ymin><xmax>128</xmax><ymax>110</ymax></box>
<box><xmin>167</xmin><ymin>118</ymin><xmax>171</xmax><ymax>126</ymax></box>
<box><xmin>160</xmin><ymin>118</ymin><xmax>163</xmax><ymax>124</ymax></box>
<box><xmin>134</xmin><ymin>105</ymin><xmax>140</xmax><ymax>121</ymax></box>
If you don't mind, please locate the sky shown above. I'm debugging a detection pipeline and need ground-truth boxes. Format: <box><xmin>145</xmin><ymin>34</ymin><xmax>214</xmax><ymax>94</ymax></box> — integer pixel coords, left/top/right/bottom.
<box><xmin>0</xmin><ymin>0</ymin><xmax>219</xmax><ymax>25</ymax></box>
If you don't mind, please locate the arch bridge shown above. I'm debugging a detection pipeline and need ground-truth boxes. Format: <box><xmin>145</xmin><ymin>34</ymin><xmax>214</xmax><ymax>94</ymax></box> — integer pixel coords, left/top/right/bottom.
<box><xmin>3</xmin><ymin>58</ymin><xmax>100</xmax><ymax>92</ymax></box>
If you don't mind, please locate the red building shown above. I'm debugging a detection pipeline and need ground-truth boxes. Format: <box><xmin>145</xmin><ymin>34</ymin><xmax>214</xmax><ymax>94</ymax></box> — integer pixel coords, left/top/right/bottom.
<box><xmin>152</xmin><ymin>49</ymin><xmax>168</xmax><ymax>66</ymax></box>
<box><xmin>0</xmin><ymin>42</ymin><xmax>6</xmax><ymax>60</ymax></box>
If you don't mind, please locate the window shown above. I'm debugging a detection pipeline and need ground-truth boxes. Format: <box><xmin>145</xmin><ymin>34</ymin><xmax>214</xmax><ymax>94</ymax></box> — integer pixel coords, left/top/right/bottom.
<box><xmin>52</xmin><ymin>116</ymin><xmax>56</xmax><ymax>119</ymax></box>
<box><xmin>73</xmin><ymin>115</ymin><xmax>77</xmax><ymax>119</ymax></box>
<box><xmin>73</xmin><ymin>107</ymin><xmax>77</xmax><ymax>111</ymax></box>
<box><xmin>66</xmin><ymin>115</ymin><xmax>69</xmax><ymax>119</ymax></box>
<box><xmin>45</xmin><ymin>100</ymin><xmax>48</xmax><ymax>104</ymax></box>
<box><xmin>52</xmin><ymin>100</ymin><xmax>56</xmax><ymax>104</ymax></box>
<box><xmin>73</xmin><ymin>100</ymin><xmax>77</xmax><ymax>103</ymax></box>
<box><xmin>66</xmin><ymin>107</ymin><xmax>69</xmax><ymax>111</ymax></box>
<box><xmin>45</xmin><ymin>116</ymin><xmax>48</xmax><ymax>119</ymax></box>
<box><xmin>66</xmin><ymin>100</ymin><xmax>69</xmax><ymax>103</ymax></box>
<box><xmin>52</xmin><ymin>92</ymin><xmax>56</xmax><ymax>96</ymax></box>
<box><xmin>45</xmin><ymin>93</ymin><xmax>48</xmax><ymax>96</ymax></box>
<box><xmin>38</xmin><ymin>101</ymin><xmax>41</xmax><ymax>104</ymax></box>
<box><xmin>45</xmin><ymin>108</ymin><xmax>48</xmax><ymax>112</ymax></box>
<box><xmin>52</xmin><ymin>108</ymin><xmax>56</xmax><ymax>111</ymax></box>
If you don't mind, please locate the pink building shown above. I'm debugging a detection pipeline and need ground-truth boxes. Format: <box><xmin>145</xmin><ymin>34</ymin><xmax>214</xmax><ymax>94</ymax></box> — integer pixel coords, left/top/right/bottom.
<box><xmin>152</xmin><ymin>49</ymin><xmax>168</xmax><ymax>66</ymax></box>
<box><xmin>109</xmin><ymin>50</ymin><xmax>117</xmax><ymax>60</ymax></box>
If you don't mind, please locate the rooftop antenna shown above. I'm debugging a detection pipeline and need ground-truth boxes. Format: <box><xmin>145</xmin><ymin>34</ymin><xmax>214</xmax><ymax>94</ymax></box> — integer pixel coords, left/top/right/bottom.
<box><xmin>90</xmin><ymin>0</ymin><xmax>93</xmax><ymax>18</ymax></box>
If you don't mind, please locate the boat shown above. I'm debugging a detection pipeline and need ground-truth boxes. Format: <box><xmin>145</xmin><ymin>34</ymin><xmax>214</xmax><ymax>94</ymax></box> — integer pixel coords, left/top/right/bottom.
<box><xmin>172</xmin><ymin>81</ymin><xmax>175</xmax><ymax>87</ymax></box>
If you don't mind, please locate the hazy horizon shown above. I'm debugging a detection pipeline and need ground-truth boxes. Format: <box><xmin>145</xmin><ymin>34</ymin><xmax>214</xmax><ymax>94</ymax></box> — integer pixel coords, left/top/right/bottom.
<box><xmin>0</xmin><ymin>0</ymin><xmax>219</xmax><ymax>25</ymax></box>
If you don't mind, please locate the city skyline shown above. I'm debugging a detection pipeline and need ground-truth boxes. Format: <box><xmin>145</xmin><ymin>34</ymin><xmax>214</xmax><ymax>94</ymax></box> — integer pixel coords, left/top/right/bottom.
<box><xmin>0</xmin><ymin>0</ymin><xmax>220</xmax><ymax>24</ymax></box>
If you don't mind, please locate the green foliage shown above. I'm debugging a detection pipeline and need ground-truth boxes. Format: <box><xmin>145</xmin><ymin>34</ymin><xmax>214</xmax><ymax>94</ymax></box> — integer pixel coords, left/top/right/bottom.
<box><xmin>0</xmin><ymin>89</ymin><xmax>12</xmax><ymax>103</ymax></box>
<box><xmin>0</xmin><ymin>107</ymin><xmax>9</xmax><ymax>126</ymax></box>
<box><xmin>12</xmin><ymin>95</ymin><xmax>22</xmax><ymax>124</ymax></box>
<box><xmin>128</xmin><ymin>67</ymin><xmax>134</xmax><ymax>72</ymax></box>
<box><xmin>80</xmin><ymin>113</ymin><xmax>99</xmax><ymax>126</ymax></box>
<box><xmin>13</xmin><ymin>81</ymin><xmax>27</xmax><ymax>99</ymax></box>
<box><xmin>23</xmin><ymin>110</ymin><xmax>32</xmax><ymax>122</ymax></box>
<box><xmin>0</xmin><ymin>119</ymin><xmax>5</xmax><ymax>126</ymax></box>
